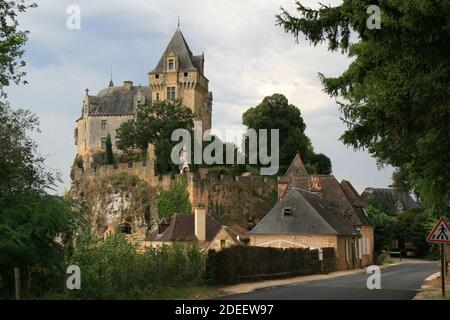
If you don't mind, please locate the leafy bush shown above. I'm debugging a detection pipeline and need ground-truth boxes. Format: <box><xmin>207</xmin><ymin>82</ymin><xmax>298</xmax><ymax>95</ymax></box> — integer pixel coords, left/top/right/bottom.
<box><xmin>156</xmin><ymin>177</ymin><xmax>191</xmax><ymax>219</ymax></box>
<box><xmin>66</xmin><ymin>235</ymin><xmax>205</xmax><ymax>299</ymax></box>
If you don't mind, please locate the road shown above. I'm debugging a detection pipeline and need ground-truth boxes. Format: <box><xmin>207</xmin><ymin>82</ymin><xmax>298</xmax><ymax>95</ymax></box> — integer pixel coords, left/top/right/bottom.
<box><xmin>221</xmin><ymin>262</ymin><xmax>438</xmax><ymax>300</ymax></box>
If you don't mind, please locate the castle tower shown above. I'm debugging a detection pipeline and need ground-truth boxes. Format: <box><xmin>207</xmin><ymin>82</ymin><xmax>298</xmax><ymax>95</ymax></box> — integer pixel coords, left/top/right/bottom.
<box><xmin>148</xmin><ymin>28</ymin><xmax>213</xmax><ymax>131</ymax></box>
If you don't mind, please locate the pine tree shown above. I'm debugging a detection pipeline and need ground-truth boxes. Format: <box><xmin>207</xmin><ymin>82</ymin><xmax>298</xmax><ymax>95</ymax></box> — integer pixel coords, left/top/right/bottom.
<box><xmin>105</xmin><ymin>134</ymin><xmax>114</xmax><ymax>165</ymax></box>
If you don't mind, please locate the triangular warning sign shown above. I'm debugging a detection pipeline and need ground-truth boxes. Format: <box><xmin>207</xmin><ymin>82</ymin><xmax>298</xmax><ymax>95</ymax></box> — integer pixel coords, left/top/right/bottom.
<box><xmin>427</xmin><ymin>217</ymin><xmax>450</xmax><ymax>244</ymax></box>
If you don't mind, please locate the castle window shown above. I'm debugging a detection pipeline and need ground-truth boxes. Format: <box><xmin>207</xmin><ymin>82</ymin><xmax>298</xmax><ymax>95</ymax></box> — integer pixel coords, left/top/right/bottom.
<box><xmin>184</xmin><ymin>72</ymin><xmax>189</xmax><ymax>80</ymax></box>
<box><xmin>101</xmin><ymin>137</ymin><xmax>107</xmax><ymax>149</ymax></box>
<box><xmin>155</xmin><ymin>93</ymin><xmax>160</xmax><ymax>101</ymax></box>
<box><xmin>155</xmin><ymin>74</ymin><xmax>160</xmax><ymax>79</ymax></box>
<box><xmin>101</xmin><ymin>119</ymin><xmax>107</xmax><ymax>130</ymax></box>
<box><xmin>167</xmin><ymin>87</ymin><xmax>176</xmax><ymax>101</ymax></box>
<box><xmin>168</xmin><ymin>59</ymin><xmax>175</xmax><ymax>70</ymax></box>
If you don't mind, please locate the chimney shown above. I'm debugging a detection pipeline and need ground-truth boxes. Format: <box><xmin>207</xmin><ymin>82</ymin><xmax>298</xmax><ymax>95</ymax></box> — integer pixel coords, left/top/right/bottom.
<box><xmin>123</xmin><ymin>80</ymin><xmax>133</xmax><ymax>90</ymax></box>
<box><xmin>309</xmin><ymin>176</ymin><xmax>323</xmax><ymax>198</ymax></box>
<box><xmin>194</xmin><ymin>207</ymin><xmax>206</xmax><ymax>242</ymax></box>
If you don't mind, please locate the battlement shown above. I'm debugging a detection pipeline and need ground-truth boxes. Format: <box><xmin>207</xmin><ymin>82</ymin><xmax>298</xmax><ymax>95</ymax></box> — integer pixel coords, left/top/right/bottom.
<box><xmin>73</xmin><ymin>161</ymin><xmax>278</xmax><ymax>226</ymax></box>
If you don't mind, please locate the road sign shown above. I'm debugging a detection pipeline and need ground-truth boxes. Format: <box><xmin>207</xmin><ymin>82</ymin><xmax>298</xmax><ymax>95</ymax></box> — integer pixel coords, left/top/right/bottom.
<box><xmin>427</xmin><ymin>217</ymin><xmax>450</xmax><ymax>244</ymax></box>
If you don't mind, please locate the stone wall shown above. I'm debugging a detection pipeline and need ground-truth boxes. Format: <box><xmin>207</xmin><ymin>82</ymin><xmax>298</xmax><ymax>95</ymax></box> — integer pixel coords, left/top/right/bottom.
<box><xmin>72</xmin><ymin>161</ymin><xmax>278</xmax><ymax>228</ymax></box>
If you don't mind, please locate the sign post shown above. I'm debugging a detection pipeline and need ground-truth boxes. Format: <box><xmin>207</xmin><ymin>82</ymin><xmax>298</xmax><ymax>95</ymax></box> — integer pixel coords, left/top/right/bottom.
<box><xmin>427</xmin><ymin>216</ymin><xmax>450</xmax><ymax>298</ymax></box>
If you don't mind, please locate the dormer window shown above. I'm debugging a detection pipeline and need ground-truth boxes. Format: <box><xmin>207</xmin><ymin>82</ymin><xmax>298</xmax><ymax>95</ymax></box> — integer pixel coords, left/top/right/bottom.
<box><xmin>168</xmin><ymin>59</ymin><xmax>175</xmax><ymax>70</ymax></box>
<box><xmin>283</xmin><ymin>207</ymin><xmax>293</xmax><ymax>216</ymax></box>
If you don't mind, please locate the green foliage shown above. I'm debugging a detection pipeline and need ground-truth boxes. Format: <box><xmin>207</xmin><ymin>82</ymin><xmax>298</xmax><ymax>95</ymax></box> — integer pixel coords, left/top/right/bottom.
<box><xmin>0</xmin><ymin>0</ymin><xmax>37</xmax><ymax>97</ymax></box>
<box><xmin>67</xmin><ymin>235</ymin><xmax>205</xmax><ymax>299</ymax></box>
<box><xmin>277</xmin><ymin>1</ymin><xmax>450</xmax><ymax>214</ymax></box>
<box><xmin>156</xmin><ymin>177</ymin><xmax>191</xmax><ymax>219</ymax></box>
<box><xmin>116</xmin><ymin>100</ymin><xmax>194</xmax><ymax>173</ymax></box>
<box><xmin>105</xmin><ymin>134</ymin><xmax>114</xmax><ymax>165</ymax></box>
<box><xmin>394</xmin><ymin>209</ymin><xmax>435</xmax><ymax>256</ymax></box>
<box><xmin>0</xmin><ymin>102</ymin><xmax>79</xmax><ymax>298</ymax></box>
<box><xmin>242</xmin><ymin>94</ymin><xmax>332</xmax><ymax>174</ymax></box>
<box><xmin>366</xmin><ymin>206</ymin><xmax>396</xmax><ymax>253</ymax></box>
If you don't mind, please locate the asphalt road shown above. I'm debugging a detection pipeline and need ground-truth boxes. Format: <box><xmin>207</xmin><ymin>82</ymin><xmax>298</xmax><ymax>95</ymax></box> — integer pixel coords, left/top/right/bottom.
<box><xmin>221</xmin><ymin>262</ymin><xmax>438</xmax><ymax>300</ymax></box>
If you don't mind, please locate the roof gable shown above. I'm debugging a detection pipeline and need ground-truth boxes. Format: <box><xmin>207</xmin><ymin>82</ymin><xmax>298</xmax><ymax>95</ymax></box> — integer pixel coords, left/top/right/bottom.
<box><xmin>147</xmin><ymin>213</ymin><xmax>221</xmax><ymax>242</ymax></box>
<box><xmin>251</xmin><ymin>188</ymin><xmax>353</xmax><ymax>235</ymax></box>
<box><xmin>150</xmin><ymin>29</ymin><xmax>199</xmax><ymax>74</ymax></box>
<box><xmin>279</xmin><ymin>153</ymin><xmax>309</xmax><ymax>183</ymax></box>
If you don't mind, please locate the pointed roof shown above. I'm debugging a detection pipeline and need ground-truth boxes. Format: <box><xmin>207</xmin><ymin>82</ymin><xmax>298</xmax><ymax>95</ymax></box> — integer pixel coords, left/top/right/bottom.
<box><xmin>279</xmin><ymin>153</ymin><xmax>309</xmax><ymax>183</ymax></box>
<box><xmin>108</xmin><ymin>79</ymin><xmax>114</xmax><ymax>87</ymax></box>
<box><xmin>149</xmin><ymin>29</ymin><xmax>199</xmax><ymax>74</ymax></box>
<box><xmin>251</xmin><ymin>188</ymin><xmax>354</xmax><ymax>235</ymax></box>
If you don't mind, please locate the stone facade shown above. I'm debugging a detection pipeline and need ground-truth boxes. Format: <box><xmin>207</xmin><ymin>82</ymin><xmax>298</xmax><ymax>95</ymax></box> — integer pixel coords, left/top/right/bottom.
<box><xmin>249</xmin><ymin>234</ymin><xmax>362</xmax><ymax>271</ymax></box>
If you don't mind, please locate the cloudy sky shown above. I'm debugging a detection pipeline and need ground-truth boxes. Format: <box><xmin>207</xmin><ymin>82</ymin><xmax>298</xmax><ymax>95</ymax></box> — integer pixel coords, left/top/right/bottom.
<box><xmin>6</xmin><ymin>0</ymin><xmax>393</xmax><ymax>194</ymax></box>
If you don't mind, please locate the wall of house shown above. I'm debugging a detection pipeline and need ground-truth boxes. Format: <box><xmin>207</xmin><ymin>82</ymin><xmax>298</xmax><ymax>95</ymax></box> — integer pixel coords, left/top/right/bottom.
<box><xmin>76</xmin><ymin>114</ymin><xmax>133</xmax><ymax>160</ymax></box>
<box><xmin>360</xmin><ymin>225</ymin><xmax>375</xmax><ymax>267</ymax></box>
<box><xmin>207</xmin><ymin>228</ymin><xmax>238</xmax><ymax>251</ymax></box>
<box><xmin>249</xmin><ymin>234</ymin><xmax>363</xmax><ymax>271</ymax></box>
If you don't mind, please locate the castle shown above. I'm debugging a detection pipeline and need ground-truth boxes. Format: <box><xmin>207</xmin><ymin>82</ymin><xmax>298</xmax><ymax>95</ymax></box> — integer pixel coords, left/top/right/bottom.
<box><xmin>74</xmin><ymin>28</ymin><xmax>212</xmax><ymax>164</ymax></box>
<box><xmin>70</xmin><ymin>28</ymin><xmax>374</xmax><ymax>269</ymax></box>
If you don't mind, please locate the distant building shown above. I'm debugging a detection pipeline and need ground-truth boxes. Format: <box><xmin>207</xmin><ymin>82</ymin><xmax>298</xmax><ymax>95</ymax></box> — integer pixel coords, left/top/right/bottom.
<box><xmin>250</xmin><ymin>153</ymin><xmax>375</xmax><ymax>270</ymax></box>
<box><xmin>361</xmin><ymin>187</ymin><xmax>419</xmax><ymax>216</ymax></box>
<box><xmin>74</xmin><ymin>28</ymin><xmax>213</xmax><ymax>165</ymax></box>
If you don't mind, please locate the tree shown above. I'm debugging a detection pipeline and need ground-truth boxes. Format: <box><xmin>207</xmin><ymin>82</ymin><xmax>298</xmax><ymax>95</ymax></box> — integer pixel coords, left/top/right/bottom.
<box><xmin>0</xmin><ymin>103</ymin><xmax>77</xmax><ymax>298</ymax></box>
<box><xmin>242</xmin><ymin>94</ymin><xmax>331</xmax><ymax>174</ymax></box>
<box><xmin>105</xmin><ymin>134</ymin><xmax>114</xmax><ymax>165</ymax></box>
<box><xmin>116</xmin><ymin>100</ymin><xmax>194</xmax><ymax>173</ymax></box>
<box><xmin>366</xmin><ymin>205</ymin><xmax>396</xmax><ymax>254</ymax></box>
<box><xmin>155</xmin><ymin>177</ymin><xmax>192</xmax><ymax>219</ymax></box>
<box><xmin>394</xmin><ymin>209</ymin><xmax>434</xmax><ymax>256</ymax></box>
<box><xmin>277</xmin><ymin>1</ymin><xmax>450</xmax><ymax>214</ymax></box>
<box><xmin>0</xmin><ymin>0</ymin><xmax>37</xmax><ymax>97</ymax></box>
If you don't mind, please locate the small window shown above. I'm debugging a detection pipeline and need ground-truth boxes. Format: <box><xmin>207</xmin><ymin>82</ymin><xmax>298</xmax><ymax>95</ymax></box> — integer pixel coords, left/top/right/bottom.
<box><xmin>155</xmin><ymin>74</ymin><xmax>160</xmax><ymax>79</ymax></box>
<box><xmin>184</xmin><ymin>72</ymin><xmax>189</xmax><ymax>79</ymax></box>
<box><xmin>283</xmin><ymin>207</ymin><xmax>293</xmax><ymax>216</ymax></box>
<box><xmin>220</xmin><ymin>239</ymin><xmax>226</xmax><ymax>249</ymax></box>
<box><xmin>101</xmin><ymin>137</ymin><xmax>107</xmax><ymax>149</ymax></box>
<box><xmin>101</xmin><ymin>119</ymin><xmax>107</xmax><ymax>130</ymax></box>
<box><xmin>155</xmin><ymin>92</ymin><xmax>160</xmax><ymax>101</ymax></box>
<box><xmin>167</xmin><ymin>87</ymin><xmax>176</xmax><ymax>101</ymax></box>
<box><xmin>168</xmin><ymin>59</ymin><xmax>174</xmax><ymax>70</ymax></box>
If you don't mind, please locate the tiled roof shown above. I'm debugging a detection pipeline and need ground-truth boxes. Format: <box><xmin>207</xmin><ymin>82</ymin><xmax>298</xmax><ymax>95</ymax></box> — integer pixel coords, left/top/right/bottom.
<box><xmin>149</xmin><ymin>29</ymin><xmax>200</xmax><ymax>74</ymax></box>
<box><xmin>251</xmin><ymin>188</ymin><xmax>354</xmax><ymax>236</ymax></box>
<box><xmin>87</xmin><ymin>85</ymin><xmax>151</xmax><ymax>116</ymax></box>
<box><xmin>146</xmin><ymin>213</ymin><xmax>222</xmax><ymax>242</ymax></box>
<box><xmin>279</xmin><ymin>153</ymin><xmax>309</xmax><ymax>183</ymax></box>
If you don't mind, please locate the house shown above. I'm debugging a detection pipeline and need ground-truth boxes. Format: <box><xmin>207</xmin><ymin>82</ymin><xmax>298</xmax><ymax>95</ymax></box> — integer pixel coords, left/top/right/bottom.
<box><xmin>250</xmin><ymin>153</ymin><xmax>375</xmax><ymax>270</ymax></box>
<box><xmin>145</xmin><ymin>208</ymin><xmax>248</xmax><ymax>250</ymax></box>
<box><xmin>361</xmin><ymin>187</ymin><xmax>419</xmax><ymax>216</ymax></box>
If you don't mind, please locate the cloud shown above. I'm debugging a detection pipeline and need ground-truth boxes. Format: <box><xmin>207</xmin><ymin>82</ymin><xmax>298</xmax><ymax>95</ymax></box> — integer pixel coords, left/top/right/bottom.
<box><xmin>6</xmin><ymin>0</ymin><xmax>393</xmax><ymax>194</ymax></box>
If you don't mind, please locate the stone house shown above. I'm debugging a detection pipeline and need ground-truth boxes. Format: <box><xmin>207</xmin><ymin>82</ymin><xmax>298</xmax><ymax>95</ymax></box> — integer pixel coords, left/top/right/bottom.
<box><xmin>144</xmin><ymin>208</ymin><xmax>248</xmax><ymax>250</ymax></box>
<box><xmin>249</xmin><ymin>154</ymin><xmax>375</xmax><ymax>270</ymax></box>
<box><xmin>74</xmin><ymin>27</ymin><xmax>213</xmax><ymax>165</ymax></box>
